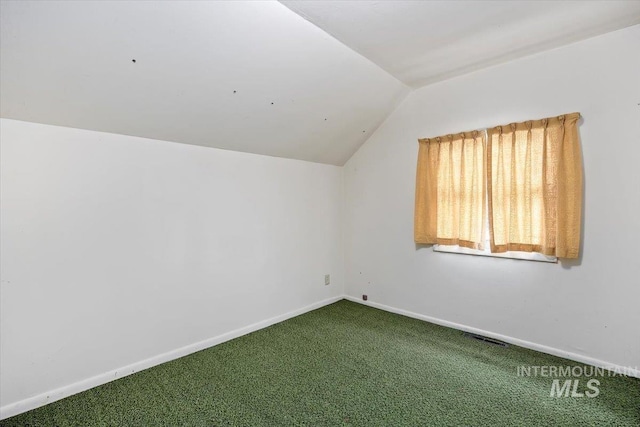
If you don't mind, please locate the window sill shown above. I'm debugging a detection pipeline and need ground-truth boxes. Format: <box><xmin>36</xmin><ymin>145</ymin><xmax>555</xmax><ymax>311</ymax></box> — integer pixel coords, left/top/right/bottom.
<box><xmin>433</xmin><ymin>244</ymin><xmax>557</xmax><ymax>263</ymax></box>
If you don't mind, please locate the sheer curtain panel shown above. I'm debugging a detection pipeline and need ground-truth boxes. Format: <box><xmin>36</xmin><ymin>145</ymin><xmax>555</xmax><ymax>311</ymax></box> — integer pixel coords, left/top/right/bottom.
<box><xmin>487</xmin><ymin>113</ymin><xmax>583</xmax><ymax>259</ymax></box>
<box><xmin>415</xmin><ymin>131</ymin><xmax>486</xmax><ymax>249</ymax></box>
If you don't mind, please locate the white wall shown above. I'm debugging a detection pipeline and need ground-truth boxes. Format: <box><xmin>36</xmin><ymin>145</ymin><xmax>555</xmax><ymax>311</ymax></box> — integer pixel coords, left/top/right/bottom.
<box><xmin>344</xmin><ymin>26</ymin><xmax>640</xmax><ymax>370</ymax></box>
<box><xmin>2</xmin><ymin>23</ymin><xmax>639</xmax><ymax>420</ymax></box>
<box><xmin>0</xmin><ymin>119</ymin><xmax>344</xmax><ymax>411</ymax></box>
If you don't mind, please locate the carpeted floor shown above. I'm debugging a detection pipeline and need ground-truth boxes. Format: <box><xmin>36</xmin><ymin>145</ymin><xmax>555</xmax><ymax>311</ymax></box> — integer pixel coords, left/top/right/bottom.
<box><xmin>2</xmin><ymin>300</ymin><xmax>639</xmax><ymax>426</ymax></box>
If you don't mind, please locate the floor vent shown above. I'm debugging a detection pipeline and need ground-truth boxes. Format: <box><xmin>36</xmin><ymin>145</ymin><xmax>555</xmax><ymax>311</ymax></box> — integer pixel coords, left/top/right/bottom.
<box><xmin>464</xmin><ymin>332</ymin><xmax>509</xmax><ymax>348</ymax></box>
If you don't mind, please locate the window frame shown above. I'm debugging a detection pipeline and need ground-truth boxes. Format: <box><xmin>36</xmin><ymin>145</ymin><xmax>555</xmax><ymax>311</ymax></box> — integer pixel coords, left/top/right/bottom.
<box><xmin>433</xmin><ymin>244</ymin><xmax>557</xmax><ymax>263</ymax></box>
<box><xmin>432</xmin><ymin>129</ymin><xmax>558</xmax><ymax>263</ymax></box>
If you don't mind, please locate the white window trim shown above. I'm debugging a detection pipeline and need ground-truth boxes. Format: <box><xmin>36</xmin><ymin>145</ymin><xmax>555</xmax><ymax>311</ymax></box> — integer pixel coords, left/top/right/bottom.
<box><xmin>433</xmin><ymin>130</ymin><xmax>557</xmax><ymax>263</ymax></box>
<box><xmin>433</xmin><ymin>244</ymin><xmax>557</xmax><ymax>263</ymax></box>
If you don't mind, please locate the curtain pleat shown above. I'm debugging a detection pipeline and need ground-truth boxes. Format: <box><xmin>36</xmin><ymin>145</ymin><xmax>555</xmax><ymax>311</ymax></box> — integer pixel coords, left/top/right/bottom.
<box><xmin>415</xmin><ymin>132</ymin><xmax>486</xmax><ymax>249</ymax></box>
<box><xmin>487</xmin><ymin>113</ymin><xmax>582</xmax><ymax>258</ymax></box>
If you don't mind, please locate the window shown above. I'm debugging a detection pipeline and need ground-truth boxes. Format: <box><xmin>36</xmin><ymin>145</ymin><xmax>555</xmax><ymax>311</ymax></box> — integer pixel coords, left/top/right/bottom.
<box><xmin>434</xmin><ymin>195</ymin><xmax>558</xmax><ymax>263</ymax></box>
<box><xmin>415</xmin><ymin>113</ymin><xmax>583</xmax><ymax>261</ymax></box>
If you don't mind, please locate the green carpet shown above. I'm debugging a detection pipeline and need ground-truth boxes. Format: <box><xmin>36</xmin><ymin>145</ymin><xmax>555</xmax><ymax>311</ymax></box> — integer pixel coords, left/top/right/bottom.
<box><xmin>2</xmin><ymin>300</ymin><xmax>639</xmax><ymax>426</ymax></box>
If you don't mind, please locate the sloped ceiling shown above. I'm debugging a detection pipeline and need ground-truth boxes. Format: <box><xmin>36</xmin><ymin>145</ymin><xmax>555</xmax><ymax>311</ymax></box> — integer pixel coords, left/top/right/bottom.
<box><xmin>281</xmin><ymin>1</ymin><xmax>640</xmax><ymax>88</ymax></box>
<box><xmin>3</xmin><ymin>1</ymin><xmax>640</xmax><ymax>165</ymax></box>
<box><xmin>0</xmin><ymin>1</ymin><xmax>408</xmax><ymax>165</ymax></box>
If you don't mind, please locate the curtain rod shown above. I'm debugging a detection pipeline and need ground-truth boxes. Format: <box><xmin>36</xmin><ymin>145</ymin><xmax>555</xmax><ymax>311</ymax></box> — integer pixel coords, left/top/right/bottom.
<box><xmin>418</xmin><ymin>112</ymin><xmax>581</xmax><ymax>143</ymax></box>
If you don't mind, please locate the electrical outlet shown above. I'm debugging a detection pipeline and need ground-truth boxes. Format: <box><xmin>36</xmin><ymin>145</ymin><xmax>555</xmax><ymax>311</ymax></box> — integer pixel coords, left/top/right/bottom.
<box><xmin>362</xmin><ymin>294</ymin><xmax>368</xmax><ymax>301</ymax></box>
<box><xmin>324</xmin><ymin>274</ymin><xmax>330</xmax><ymax>286</ymax></box>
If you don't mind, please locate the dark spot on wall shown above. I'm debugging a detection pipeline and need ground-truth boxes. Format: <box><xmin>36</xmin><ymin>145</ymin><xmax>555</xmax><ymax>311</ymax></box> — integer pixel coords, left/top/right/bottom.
<box><xmin>132</xmin><ymin>59</ymin><xmax>136</xmax><ymax>63</ymax></box>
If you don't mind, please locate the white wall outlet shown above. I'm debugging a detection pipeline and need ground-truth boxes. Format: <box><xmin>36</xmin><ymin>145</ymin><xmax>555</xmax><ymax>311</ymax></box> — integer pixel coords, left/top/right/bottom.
<box><xmin>324</xmin><ymin>274</ymin><xmax>330</xmax><ymax>286</ymax></box>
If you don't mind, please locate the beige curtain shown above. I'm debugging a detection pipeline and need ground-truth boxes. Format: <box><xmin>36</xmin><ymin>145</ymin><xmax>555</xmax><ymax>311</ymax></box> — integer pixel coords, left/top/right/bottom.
<box><xmin>487</xmin><ymin>113</ymin><xmax>582</xmax><ymax>258</ymax></box>
<box><xmin>415</xmin><ymin>131</ymin><xmax>486</xmax><ymax>249</ymax></box>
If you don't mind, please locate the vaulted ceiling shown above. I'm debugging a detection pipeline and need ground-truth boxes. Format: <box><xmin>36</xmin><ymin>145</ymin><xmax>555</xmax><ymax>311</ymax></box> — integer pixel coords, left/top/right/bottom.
<box><xmin>281</xmin><ymin>1</ymin><xmax>640</xmax><ymax>88</ymax></box>
<box><xmin>2</xmin><ymin>1</ymin><xmax>639</xmax><ymax>165</ymax></box>
<box><xmin>0</xmin><ymin>1</ymin><xmax>407</xmax><ymax>165</ymax></box>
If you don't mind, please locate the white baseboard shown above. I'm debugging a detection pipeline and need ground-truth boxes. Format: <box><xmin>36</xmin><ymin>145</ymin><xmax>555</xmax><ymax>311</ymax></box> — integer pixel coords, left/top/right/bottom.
<box><xmin>343</xmin><ymin>295</ymin><xmax>640</xmax><ymax>379</ymax></box>
<box><xmin>4</xmin><ymin>294</ymin><xmax>637</xmax><ymax>420</ymax></box>
<box><xmin>0</xmin><ymin>295</ymin><xmax>343</xmax><ymax>421</ymax></box>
